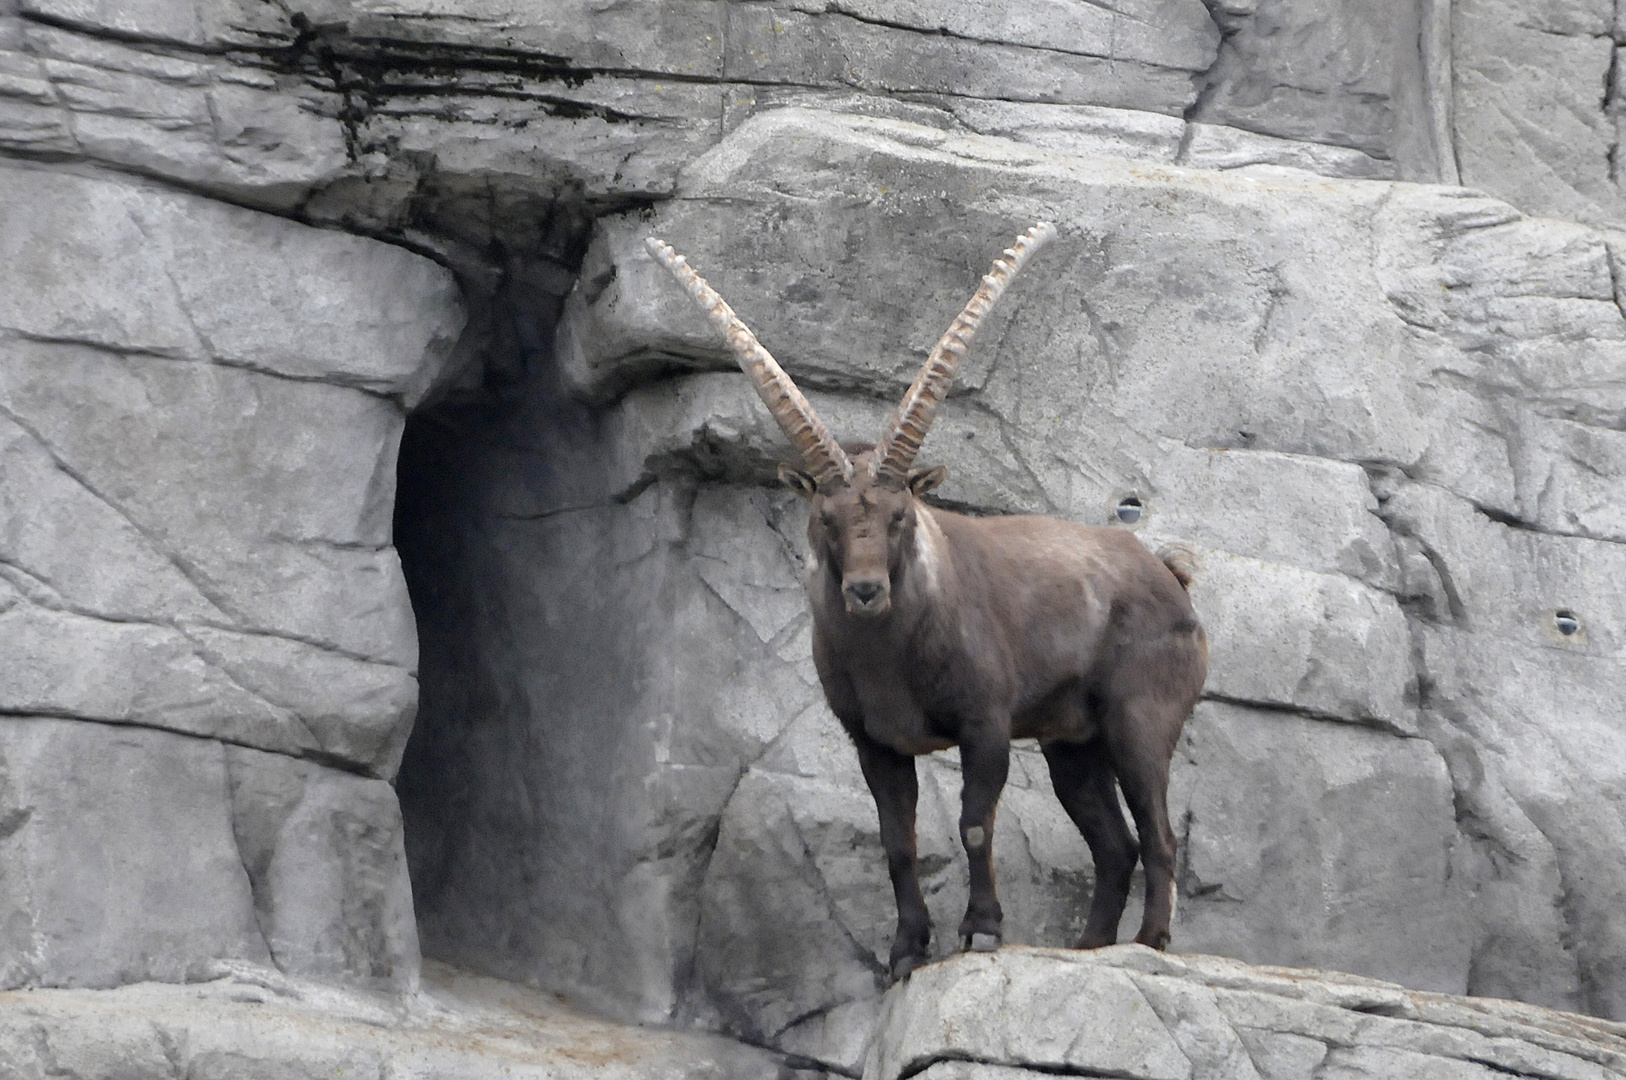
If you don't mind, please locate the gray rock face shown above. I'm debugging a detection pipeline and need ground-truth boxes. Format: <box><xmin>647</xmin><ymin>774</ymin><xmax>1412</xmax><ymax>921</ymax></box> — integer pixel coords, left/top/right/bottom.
<box><xmin>0</xmin><ymin>958</ymin><xmax>791</xmax><ymax>1080</ymax></box>
<box><xmin>0</xmin><ymin>149</ymin><xmax>460</xmax><ymax>995</ymax></box>
<box><xmin>3</xmin><ymin>0</ymin><xmax>1626</xmax><ymax>1076</ymax></box>
<box><xmin>867</xmin><ymin>947</ymin><xmax>1626</xmax><ymax>1080</ymax></box>
<box><xmin>0</xmin><ymin>161</ymin><xmax>462</xmax><ymax>779</ymax></box>
<box><xmin>1187</xmin><ymin>0</ymin><xmax>1447</xmax><ymax>180</ymax></box>
<box><xmin>1451</xmin><ymin>0</ymin><xmax>1623</xmax><ymax>226</ymax></box>
<box><xmin>0</xmin><ymin>718</ymin><xmax>418</xmax><ymax>991</ymax></box>
<box><xmin>398</xmin><ymin>103</ymin><xmax>1626</xmax><ymax>1074</ymax></box>
<box><xmin>1167</xmin><ymin>703</ymin><xmax>1469</xmax><ymax>991</ymax></box>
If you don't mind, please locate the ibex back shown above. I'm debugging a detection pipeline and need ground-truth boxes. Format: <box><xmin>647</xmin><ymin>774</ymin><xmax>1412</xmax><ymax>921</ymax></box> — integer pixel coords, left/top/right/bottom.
<box><xmin>647</xmin><ymin>224</ymin><xmax>1208</xmax><ymax>980</ymax></box>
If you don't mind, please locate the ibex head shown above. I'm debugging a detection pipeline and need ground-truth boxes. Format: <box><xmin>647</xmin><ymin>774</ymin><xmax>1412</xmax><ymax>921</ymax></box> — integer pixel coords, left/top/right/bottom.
<box><xmin>645</xmin><ymin>223</ymin><xmax>1056</xmax><ymax>618</ymax></box>
<box><xmin>777</xmin><ymin>446</ymin><xmax>946</xmax><ymax>617</ymax></box>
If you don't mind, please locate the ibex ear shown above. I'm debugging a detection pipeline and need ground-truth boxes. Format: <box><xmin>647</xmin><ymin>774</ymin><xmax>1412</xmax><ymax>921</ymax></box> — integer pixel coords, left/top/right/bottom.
<box><xmin>778</xmin><ymin>463</ymin><xmax>819</xmax><ymax>500</ymax></box>
<box><xmin>907</xmin><ymin>464</ymin><xmax>947</xmax><ymax>497</ymax></box>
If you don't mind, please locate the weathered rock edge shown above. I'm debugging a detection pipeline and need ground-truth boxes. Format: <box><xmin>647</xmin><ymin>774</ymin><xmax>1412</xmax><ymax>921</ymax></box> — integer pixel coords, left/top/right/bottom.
<box><xmin>867</xmin><ymin>946</ymin><xmax>1626</xmax><ymax>1080</ymax></box>
<box><xmin>0</xmin><ymin>958</ymin><xmax>792</xmax><ymax>1080</ymax></box>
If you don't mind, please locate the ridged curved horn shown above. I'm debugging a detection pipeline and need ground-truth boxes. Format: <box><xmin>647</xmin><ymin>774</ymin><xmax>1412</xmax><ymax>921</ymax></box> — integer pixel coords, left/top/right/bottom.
<box><xmin>873</xmin><ymin>222</ymin><xmax>1057</xmax><ymax>486</ymax></box>
<box><xmin>646</xmin><ymin>237</ymin><xmax>853</xmax><ymax>489</ymax></box>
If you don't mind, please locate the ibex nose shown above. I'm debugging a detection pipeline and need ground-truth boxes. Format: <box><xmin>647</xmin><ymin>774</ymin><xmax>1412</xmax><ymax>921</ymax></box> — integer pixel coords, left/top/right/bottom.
<box><xmin>843</xmin><ymin>577</ymin><xmax>890</xmax><ymax>616</ymax></box>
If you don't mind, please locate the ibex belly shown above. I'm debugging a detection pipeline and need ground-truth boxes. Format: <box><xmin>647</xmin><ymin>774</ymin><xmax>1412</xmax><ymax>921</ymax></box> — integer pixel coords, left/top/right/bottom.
<box><xmin>852</xmin><ymin>666</ymin><xmax>954</xmax><ymax>755</ymax></box>
<box><xmin>1006</xmin><ymin>598</ymin><xmax>1113</xmax><ymax>743</ymax></box>
<box><xmin>1011</xmin><ymin>681</ymin><xmax>1099</xmax><ymax>743</ymax></box>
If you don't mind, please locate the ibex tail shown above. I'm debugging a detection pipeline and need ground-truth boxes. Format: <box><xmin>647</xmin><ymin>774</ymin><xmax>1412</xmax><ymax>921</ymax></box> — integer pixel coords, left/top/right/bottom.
<box><xmin>1157</xmin><ymin>545</ymin><xmax>1199</xmax><ymax>591</ymax></box>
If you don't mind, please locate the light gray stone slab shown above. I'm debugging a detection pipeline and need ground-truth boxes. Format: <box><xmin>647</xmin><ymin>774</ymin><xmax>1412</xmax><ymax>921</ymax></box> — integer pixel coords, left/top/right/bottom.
<box><xmin>868</xmin><ymin>951</ymin><xmax>1193</xmax><ymax>1080</ymax></box>
<box><xmin>0</xmin><ymin>409</ymin><xmax>219</xmax><ymax>623</ymax></box>
<box><xmin>0</xmin><ymin>161</ymin><xmax>459</xmax><ymax>780</ymax></box>
<box><xmin>1180</xmin><ymin>123</ymin><xmax>1393</xmax><ymax>178</ymax></box>
<box><xmin>0</xmin><ymin>717</ymin><xmax>268</xmax><ymax>989</ymax></box>
<box><xmin>0</xmin><ymin>161</ymin><xmax>461</xmax><ymax>403</ymax></box>
<box><xmin>722</xmin><ymin>5</ymin><xmax>1208</xmax><ymax>116</ymax></box>
<box><xmin>224</xmin><ymin>744</ymin><xmax>420</xmax><ymax>989</ymax></box>
<box><xmin>938</xmin><ymin>100</ymin><xmax>1186</xmax><ymax>163</ymax></box>
<box><xmin>865</xmin><ymin>948</ymin><xmax>1626</xmax><ymax>1079</ymax></box>
<box><xmin>1450</xmin><ymin>0</ymin><xmax>1621</xmax><ymax>226</ymax></box>
<box><xmin>1382</xmin><ymin>480</ymin><xmax>1626</xmax><ymax>1018</ymax></box>
<box><xmin>1187</xmin><ymin>551</ymin><xmax>1413</xmax><ymax>729</ymax></box>
<box><xmin>0</xmin><ymin>338</ymin><xmax>420</xmax><ymax>763</ymax></box>
<box><xmin>7</xmin><ymin>24</ymin><xmax>350</xmax><ymax>211</ymax></box>
<box><xmin>0</xmin><ymin>592</ymin><xmax>304</xmax><ymax>749</ymax></box>
<box><xmin>0</xmin><ymin>958</ymin><xmax>787</xmax><ymax>1080</ymax></box>
<box><xmin>1168</xmin><ymin>702</ymin><xmax>1470</xmax><ymax>994</ymax></box>
<box><xmin>1189</xmin><ymin>0</ymin><xmax>1420</xmax><ymax>161</ymax></box>
<box><xmin>782</xmin><ymin>0</ymin><xmax>1218</xmax><ymax>71</ymax></box>
<box><xmin>0</xmin><ymin>718</ymin><xmax>423</xmax><ymax>993</ymax></box>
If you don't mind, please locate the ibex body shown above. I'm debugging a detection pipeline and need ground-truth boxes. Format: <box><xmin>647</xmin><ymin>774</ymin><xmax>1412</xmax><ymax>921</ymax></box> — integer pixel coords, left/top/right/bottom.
<box><xmin>648</xmin><ymin>225</ymin><xmax>1208</xmax><ymax>979</ymax></box>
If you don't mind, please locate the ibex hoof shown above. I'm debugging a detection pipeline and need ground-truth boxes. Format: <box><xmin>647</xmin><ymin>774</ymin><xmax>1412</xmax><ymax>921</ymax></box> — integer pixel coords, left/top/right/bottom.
<box><xmin>963</xmin><ymin>932</ymin><xmax>1001</xmax><ymax>953</ymax></box>
<box><xmin>890</xmin><ymin>954</ymin><xmax>926</xmax><ymax>982</ymax></box>
<box><xmin>1134</xmin><ymin>929</ymin><xmax>1171</xmax><ymax>951</ymax></box>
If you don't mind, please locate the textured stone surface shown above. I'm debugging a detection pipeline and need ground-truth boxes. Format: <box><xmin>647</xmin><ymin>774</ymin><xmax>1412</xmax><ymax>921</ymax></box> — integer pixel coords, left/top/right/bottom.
<box><xmin>568</xmin><ymin>108</ymin><xmax>1626</xmax><ymax>518</ymax></box>
<box><xmin>0</xmin><ymin>147</ymin><xmax>458</xmax><ymax>993</ymax></box>
<box><xmin>1450</xmin><ymin>0</ymin><xmax>1621</xmax><ymax>225</ymax></box>
<box><xmin>1167</xmin><ymin>703</ymin><xmax>1469</xmax><ymax>990</ymax></box>
<box><xmin>6</xmin><ymin>0</ymin><xmax>1617</xmax><ymax>227</ymax></box>
<box><xmin>0</xmin><ymin>718</ymin><xmax>418</xmax><ymax>992</ymax></box>
<box><xmin>866</xmin><ymin>947</ymin><xmax>1626</xmax><ymax>1080</ymax></box>
<box><xmin>0</xmin><ymin>160</ymin><xmax>461</xmax><ymax>777</ymax></box>
<box><xmin>1383</xmin><ymin>479</ymin><xmax>1626</xmax><ymax>1019</ymax></box>
<box><xmin>0</xmin><ymin>161</ymin><xmax>459</xmax><ymax>402</ymax></box>
<box><xmin>1186</xmin><ymin>0</ymin><xmax>1447</xmax><ymax>180</ymax></box>
<box><xmin>0</xmin><ymin>959</ymin><xmax>793</xmax><ymax>1080</ymax></box>
<box><xmin>395</xmin><ymin>104</ymin><xmax>1626</xmax><ymax>1073</ymax></box>
<box><xmin>3</xmin><ymin>0</ymin><xmax>1626</xmax><ymax>1076</ymax></box>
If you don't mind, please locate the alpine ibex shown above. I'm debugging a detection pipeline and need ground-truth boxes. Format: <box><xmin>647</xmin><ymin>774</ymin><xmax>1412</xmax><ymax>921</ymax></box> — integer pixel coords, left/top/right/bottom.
<box><xmin>647</xmin><ymin>224</ymin><xmax>1208</xmax><ymax>979</ymax></box>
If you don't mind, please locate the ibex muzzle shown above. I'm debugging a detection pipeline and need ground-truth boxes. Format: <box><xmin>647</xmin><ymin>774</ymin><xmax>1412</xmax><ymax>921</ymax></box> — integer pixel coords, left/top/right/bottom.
<box><xmin>647</xmin><ymin>224</ymin><xmax>1208</xmax><ymax>980</ymax></box>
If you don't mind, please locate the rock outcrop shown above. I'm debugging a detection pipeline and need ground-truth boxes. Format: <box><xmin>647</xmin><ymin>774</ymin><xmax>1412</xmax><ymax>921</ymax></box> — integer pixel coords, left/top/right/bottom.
<box><xmin>0</xmin><ymin>155</ymin><xmax>460</xmax><ymax>992</ymax></box>
<box><xmin>406</xmin><ymin>105</ymin><xmax>1626</xmax><ymax>1071</ymax></box>
<box><xmin>1</xmin><ymin>0</ymin><xmax>1624</xmax><ymax>1076</ymax></box>
<box><xmin>868</xmin><ymin>947</ymin><xmax>1626</xmax><ymax>1080</ymax></box>
<box><xmin>0</xmin><ymin>959</ymin><xmax>792</xmax><ymax>1079</ymax></box>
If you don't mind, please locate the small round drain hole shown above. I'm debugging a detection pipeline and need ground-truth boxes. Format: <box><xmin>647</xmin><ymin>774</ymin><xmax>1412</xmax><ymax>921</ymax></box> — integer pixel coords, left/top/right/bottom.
<box><xmin>1115</xmin><ymin>497</ymin><xmax>1143</xmax><ymax>525</ymax></box>
<box><xmin>1554</xmin><ymin>610</ymin><xmax>1580</xmax><ymax>636</ymax></box>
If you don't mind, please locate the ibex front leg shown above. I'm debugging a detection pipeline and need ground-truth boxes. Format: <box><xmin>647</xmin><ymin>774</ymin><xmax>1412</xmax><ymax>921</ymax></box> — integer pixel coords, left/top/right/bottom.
<box><xmin>853</xmin><ymin>734</ymin><xmax>932</xmax><ymax>980</ymax></box>
<box><xmin>957</xmin><ymin>720</ymin><xmax>1010</xmax><ymax>952</ymax></box>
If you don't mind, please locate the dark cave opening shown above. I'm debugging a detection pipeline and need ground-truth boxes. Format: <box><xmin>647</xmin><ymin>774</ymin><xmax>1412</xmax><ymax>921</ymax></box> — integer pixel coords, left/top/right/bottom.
<box><xmin>389</xmin><ymin>225</ymin><xmax>610</xmax><ymax>997</ymax></box>
<box><xmin>386</xmin><ymin>211</ymin><xmax>722</xmax><ymax>1023</ymax></box>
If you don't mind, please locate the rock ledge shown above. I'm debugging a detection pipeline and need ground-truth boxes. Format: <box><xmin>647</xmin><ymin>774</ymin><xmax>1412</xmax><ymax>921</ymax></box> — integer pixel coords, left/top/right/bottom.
<box><xmin>0</xmin><ymin>959</ymin><xmax>789</xmax><ymax>1080</ymax></box>
<box><xmin>867</xmin><ymin>946</ymin><xmax>1626</xmax><ymax>1080</ymax></box>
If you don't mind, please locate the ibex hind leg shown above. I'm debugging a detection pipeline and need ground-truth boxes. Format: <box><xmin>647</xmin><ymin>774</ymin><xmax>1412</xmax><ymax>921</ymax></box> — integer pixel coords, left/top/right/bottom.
<box><xmin>1103</xmin><ymin>694</ymin><xmax>1186</xmax><ymax>951</ymax></box>
<box><xmin>1042</xmin><ymin>737</ymin><xmax>1138</xmax><ymax>949</ymax></box>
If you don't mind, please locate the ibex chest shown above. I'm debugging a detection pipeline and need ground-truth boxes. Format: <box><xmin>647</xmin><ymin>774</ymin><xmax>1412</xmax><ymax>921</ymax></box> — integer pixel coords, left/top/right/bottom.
<box><xmin>849</xmin><ymin>662</ymin><xmax>956</xmax><ymax>755</ymax></box>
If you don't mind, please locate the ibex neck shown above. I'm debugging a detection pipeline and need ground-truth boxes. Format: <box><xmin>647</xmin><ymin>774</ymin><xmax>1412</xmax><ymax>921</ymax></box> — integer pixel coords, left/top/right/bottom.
<box><xmin>907</xmin><ymin>503</ymin><xmax>948</xmax><ymax>600</ymax></box>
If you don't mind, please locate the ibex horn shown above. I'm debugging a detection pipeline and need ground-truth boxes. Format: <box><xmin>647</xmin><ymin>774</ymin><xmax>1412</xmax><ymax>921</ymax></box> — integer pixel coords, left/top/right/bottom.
<box><xmin>646</xmin><ymin>237</ymin><xmax>853</xmax><ymax>490</ymax></box>
<box><xmin>873</xmin><ymin>222</ymin><xmax>1057</xmax><ymax>486</ymax></box>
